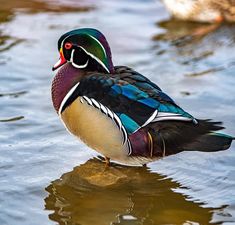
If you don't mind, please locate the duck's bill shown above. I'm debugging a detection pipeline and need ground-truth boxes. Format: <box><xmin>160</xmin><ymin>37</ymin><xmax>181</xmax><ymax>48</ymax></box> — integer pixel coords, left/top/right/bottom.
<box><xmin>52</xmin><ymin>49</ymin><xmax>67</xmax><ymax>71</ymax></box>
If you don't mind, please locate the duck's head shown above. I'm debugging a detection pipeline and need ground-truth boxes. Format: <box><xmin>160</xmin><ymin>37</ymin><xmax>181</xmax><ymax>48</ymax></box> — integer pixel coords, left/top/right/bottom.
<box><xmin>52</xmin><ymin>28</ymin><xmax>114</xmax><ymax>73</ymax></box>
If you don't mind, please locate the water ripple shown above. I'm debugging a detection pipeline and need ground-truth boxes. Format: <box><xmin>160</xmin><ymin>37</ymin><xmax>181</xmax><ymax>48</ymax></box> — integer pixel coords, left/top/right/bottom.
<box><xmin>0</xmin><ymin>116</ymin><xmax>24</xmax><ymax>122</ymax></box>
<box><xmin>0</xmin><ymin>91</ymin><xmax>27</xmax><ymax>98</ymax></box>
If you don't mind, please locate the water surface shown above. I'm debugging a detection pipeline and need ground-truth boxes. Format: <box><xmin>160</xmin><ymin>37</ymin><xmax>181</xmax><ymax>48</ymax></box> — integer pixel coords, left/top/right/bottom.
<box><xmin>0</xmin><ymin>0</ymin><xmax>235</xmax><ymax>225</ymax></box>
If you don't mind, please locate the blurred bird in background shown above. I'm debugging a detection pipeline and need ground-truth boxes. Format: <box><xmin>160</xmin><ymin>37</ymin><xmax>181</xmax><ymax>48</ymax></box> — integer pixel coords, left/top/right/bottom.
<box><xmin>162</xmin><ymin>0</ymin><xmax>235</xmax><ymax>23</ymax></box>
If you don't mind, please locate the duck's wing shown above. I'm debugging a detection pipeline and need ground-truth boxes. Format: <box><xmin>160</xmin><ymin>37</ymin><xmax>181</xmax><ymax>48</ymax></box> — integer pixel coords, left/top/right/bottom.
<box><xmin>63</xmin><ymin>66</ymin><xmax>196</xmax><ymax>135</ymax></box>
<box><xmin>113</xmin><ymin>66</ymin><xmax>197</xmax><ymax>124</ymax></box>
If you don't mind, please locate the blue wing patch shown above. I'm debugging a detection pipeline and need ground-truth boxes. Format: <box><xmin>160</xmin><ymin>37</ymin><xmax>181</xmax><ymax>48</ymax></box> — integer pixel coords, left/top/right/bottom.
<box><xmin>138</xmin><ymin>98</ymin><xmax>160</xmax><ymax>108</ymax></box>
<box><xmin>118</xmin><ymin>113</ymin><xmax>140</xmax><ymax>134</ymax></box>
<box><xmin>110</xmin><ymin>84</ymin><xmax>160</xmax><ymax>109</ymax></box>
<box><xmin>108</xmin><ymin>82</ymin><xmax>195</xmax><ymax>130</ymax></box>
<box><xmin>158</xmin><ymin>104</ymin><xmax>194</xmax><ymax>119</ymax></box>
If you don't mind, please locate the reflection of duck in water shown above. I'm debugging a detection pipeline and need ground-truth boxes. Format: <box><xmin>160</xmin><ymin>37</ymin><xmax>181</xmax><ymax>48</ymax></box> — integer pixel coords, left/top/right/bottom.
<box><xmin>161</xmin><ymin>0</ymin><xmax>235</xmax><ymax>23</ymax></box>
<box><xmin>51</xmin><ymin>28</ymin><xmax>234</xmax><ymax>166</ymax></box>
<box><xmin>45</xmin><ymin>159</ymin><xmax>219</xmax><ymax>225</ymax></box>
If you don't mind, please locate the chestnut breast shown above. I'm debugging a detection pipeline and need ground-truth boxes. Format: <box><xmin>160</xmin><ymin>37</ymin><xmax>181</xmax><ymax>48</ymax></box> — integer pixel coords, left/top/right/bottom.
<box><xmin>51</xmin><ymin>63</ymin><xmax>84</xmax><ymax>113</ymax></box>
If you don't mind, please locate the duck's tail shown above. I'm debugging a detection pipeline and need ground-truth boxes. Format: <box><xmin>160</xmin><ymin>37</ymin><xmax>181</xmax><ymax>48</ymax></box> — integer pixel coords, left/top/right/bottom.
<box><xmin>182</xmin><ymin>132</ymin><xmax>234</xmax><ymax>152</ymax></box>
<box><xmin>147</xmin><ymin>119</ymin><xmax>234</xmax><ymax>157</ymax></box>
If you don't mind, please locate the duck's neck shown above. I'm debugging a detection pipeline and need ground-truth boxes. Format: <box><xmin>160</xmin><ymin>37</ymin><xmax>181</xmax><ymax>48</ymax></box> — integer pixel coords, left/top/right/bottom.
<box><xmin>51</xmin><ymin>63</ymin><xmax>85</xmax><ymax>113</ymax></box>
<box><xmin>86</xmin><ymin>57</ymin><xmax>111</xmax><ymax>74</ymax></box>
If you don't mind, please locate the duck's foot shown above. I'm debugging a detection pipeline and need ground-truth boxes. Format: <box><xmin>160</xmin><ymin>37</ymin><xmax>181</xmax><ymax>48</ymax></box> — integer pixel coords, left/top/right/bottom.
<box><xmin>97</xmin><ymin>155</ymin><xmax>111</xmax><ymax>167</ymax></box>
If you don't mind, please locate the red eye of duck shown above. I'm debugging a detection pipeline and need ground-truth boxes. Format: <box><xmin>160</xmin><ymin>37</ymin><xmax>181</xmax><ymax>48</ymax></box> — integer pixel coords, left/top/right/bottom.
<box><xmin>64</xmin><ymin>42</ymin><xmax>72</xmax><ymax>50</ymax></box>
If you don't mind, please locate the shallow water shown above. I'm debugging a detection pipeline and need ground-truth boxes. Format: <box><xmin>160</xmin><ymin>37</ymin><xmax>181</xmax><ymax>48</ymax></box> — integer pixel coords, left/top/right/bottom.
<box><xmin>0</xmin><ymin>0</ymin><xmax>235</xmax><ymax>225</ymax></box>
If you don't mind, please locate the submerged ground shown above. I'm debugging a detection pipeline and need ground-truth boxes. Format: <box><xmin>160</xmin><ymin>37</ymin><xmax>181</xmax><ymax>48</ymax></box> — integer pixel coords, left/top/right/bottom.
<box><xmin>0</xmin><ymin>0</ymin><xmax>235</xmax><ymax>224</ymax></box>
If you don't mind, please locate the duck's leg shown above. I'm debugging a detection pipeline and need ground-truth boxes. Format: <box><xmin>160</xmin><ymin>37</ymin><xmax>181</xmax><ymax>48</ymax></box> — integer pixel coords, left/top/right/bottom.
<box><xmin>105</xmin><ymin>157</ymin><xmax>110</xmax><ymax>167</ymax></box>
<box><xmin>97</xmin><ymin>155</ymin><xmax>111</xmax><ymax>166</ymax></box>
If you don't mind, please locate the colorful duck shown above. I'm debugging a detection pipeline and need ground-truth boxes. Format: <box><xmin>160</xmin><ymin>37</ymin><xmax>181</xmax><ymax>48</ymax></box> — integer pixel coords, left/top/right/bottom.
<box><xmin>51</xmin><ymin>28</ymin><xmax>234</xmax><ymax>166</ymax></box>
<box><xmin>161</xmin><ymin>0</ymin><xmax>235</xmax><ymax>22</ymax></box>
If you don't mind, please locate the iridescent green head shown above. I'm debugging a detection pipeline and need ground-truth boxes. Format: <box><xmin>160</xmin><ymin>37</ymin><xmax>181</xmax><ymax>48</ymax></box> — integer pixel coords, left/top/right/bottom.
<box><xmin>52</xmin><ymin>28</ymin><xmax>114</xmax><ymax>73</ymax></box>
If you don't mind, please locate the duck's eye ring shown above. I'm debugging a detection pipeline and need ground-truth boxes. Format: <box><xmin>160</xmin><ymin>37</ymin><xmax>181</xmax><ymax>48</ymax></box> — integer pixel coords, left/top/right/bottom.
<box><xmin>65</xmin><ymin>42</ymin><xmax>72</xmax><ymax>50</ymax></box>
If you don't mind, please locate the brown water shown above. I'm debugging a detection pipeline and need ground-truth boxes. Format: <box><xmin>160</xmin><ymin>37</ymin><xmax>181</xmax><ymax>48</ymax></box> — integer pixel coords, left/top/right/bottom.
<box><xmin>0</xmin><ymin>0</ymin><xmax>235</xmax><ymax>225</ymax></box>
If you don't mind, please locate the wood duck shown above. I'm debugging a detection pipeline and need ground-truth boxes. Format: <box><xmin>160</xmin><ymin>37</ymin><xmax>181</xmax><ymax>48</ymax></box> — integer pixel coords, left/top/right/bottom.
<box><xmin>51</xmin><ymin>28</ymin><xmax>234</xmax><ymax>166</ymax></box>
<box><xmin>162</xmin><ymin>0</ymin><xmax>235</xmax><ymax>23</ymax></box>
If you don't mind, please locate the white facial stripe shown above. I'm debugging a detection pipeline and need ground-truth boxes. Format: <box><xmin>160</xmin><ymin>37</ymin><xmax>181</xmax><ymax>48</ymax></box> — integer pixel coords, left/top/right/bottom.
<box><xmin>78</xmin><ymin>46</ymin><xmax>110</xmax><ymax>73</ymax></box>
<box><xmin>71</xmin><ymin>49</ymin><xmax>89</xmax><ymax>69</ymax></box>
<box><xmin>58</xmin><ymin>82</ymin><xmax>80</xmax><ymax>115</ymax></box>
<box><xmin>72</xmin><ymin>60</ymin><xmax>89</xmax><ymax>69</ymax></box>
<box><xmin>88</xmin><ymin>34</ymin><xmax>107</xmax><ymax>57</ymax></box>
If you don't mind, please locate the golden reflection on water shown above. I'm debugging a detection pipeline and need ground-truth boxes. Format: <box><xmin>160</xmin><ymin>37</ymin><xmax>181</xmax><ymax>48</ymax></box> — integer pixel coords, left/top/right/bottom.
<box><xmin>45</xmin><ymin>159</ymin><xmax>219</xmax><ymax>225</ymax></box>
<box><xmin>154</xmin><ymin>19</ymin><xmax>218</xmax><ymax>42</ymax></box>
<box><xmin>0</xmin><ymin>0</ymin><xmax>94</xmax><ymax>50</ymax></box>
<box><xmin>0</xmin><ymin>0</ymin><xmax>93</xmax><ymax>23</ymax></box>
